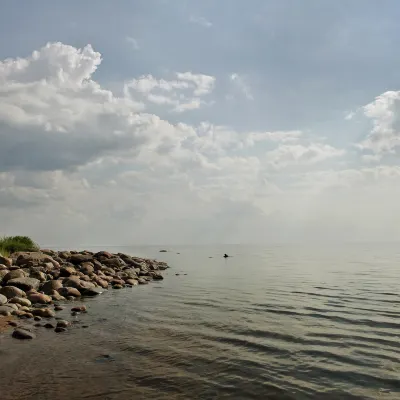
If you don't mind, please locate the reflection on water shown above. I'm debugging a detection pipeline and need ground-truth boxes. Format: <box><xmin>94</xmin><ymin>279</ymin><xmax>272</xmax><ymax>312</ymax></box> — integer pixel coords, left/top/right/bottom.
<box><xmin>1</xmin><ymin>244</ymin><xmax>400</xmax><ymax>399</ymax></box>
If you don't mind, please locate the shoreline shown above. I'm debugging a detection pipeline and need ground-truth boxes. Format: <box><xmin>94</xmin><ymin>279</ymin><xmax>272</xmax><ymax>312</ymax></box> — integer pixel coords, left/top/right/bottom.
<box><xmin>0</xmin><ymin>249</ymin><xmax>169</xmax><ymax>339</ymax></box>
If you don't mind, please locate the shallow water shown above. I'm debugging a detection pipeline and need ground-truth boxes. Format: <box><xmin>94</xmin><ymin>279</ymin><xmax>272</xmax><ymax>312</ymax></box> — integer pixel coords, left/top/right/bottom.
<box><xmin>1</xmin><ymin>244</ymin><xmax>400</xmax><ymax>399</ymax></box>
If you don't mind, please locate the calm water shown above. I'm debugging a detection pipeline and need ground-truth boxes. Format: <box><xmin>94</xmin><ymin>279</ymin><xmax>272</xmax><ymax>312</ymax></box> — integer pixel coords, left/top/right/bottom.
<box><xmin>1</xmin><ymin>244</ymin><xmax>400</xmax><ymax>399</ymax></box>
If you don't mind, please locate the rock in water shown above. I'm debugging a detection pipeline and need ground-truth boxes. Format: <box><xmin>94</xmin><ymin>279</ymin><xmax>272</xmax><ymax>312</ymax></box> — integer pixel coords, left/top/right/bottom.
<box><xmin>7</xmin><ymin>277</ymin><xmax>40</xmax><ymax>291</ymax></box>
<box><xmin>28</xmin><ymin>292</ymin><xmax>52</xmax><ymax>304</ymax></box>
<box><xmin>9</xmin><ymin>297</ymin><xmax>32</xmax><ymax>307</ymax></box>
<box><xmin>56</xmin><ymin>320</ymin><xmax>69</xmax><ymax>328</ymax></box>
<box><xmin>12</xmin><ymin>328</ymin><xmax>35</xmax><ymax>340</ymax></box>
<box><xmin>40</xmin><ymin>280</ymin><xmax>63</xmax><ymax>295</ymax></box>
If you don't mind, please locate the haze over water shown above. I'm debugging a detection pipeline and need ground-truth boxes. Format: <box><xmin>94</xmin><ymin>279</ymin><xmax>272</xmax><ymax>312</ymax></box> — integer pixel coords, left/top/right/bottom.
<box><xmin>1</xmin><ymin>244</ymin><xmax>400</xmax><ymax>399</ymax></box>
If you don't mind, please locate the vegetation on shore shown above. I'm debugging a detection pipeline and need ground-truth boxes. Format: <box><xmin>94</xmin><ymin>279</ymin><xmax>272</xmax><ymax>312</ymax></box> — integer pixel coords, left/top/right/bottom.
<box><xmin>0</xmin><ymin>236</ymin><xmax>39</xmax><ymax>257</ymax></box>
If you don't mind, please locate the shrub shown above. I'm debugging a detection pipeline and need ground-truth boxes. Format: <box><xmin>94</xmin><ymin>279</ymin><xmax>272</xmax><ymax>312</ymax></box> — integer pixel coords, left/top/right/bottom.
<box><xmin>0</xmin><ymin>236</ymin><xmax>39</xmax><ymax>256</ymax></box>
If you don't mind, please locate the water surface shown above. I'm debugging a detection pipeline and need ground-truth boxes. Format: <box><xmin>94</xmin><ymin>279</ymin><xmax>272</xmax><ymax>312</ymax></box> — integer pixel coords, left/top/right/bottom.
<box><xmin>1</xmin><ymin>244</ymin><xmax>400</xmax><ymax>399</ymax></box>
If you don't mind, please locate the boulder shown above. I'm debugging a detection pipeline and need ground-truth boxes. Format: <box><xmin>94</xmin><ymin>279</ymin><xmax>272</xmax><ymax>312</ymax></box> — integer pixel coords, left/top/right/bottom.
<box><xmin>125</xmin><ymin>278</ymin><xmax>138</xmax><ymax>286</ymax></box>
<box><xmin>29</xmin><ymin>270</ymin><xmax>47</xmax><ymax>282</ymax></box>
<box><xmin>0</xmin><ymin>286</ymin><xmax>26</xmax><ymax>299</ymax></box>
<box><xmin>2</xmin><ymin>269</ymin><xmax>26</xmax><ymax>283</ymax></box>
<box><xmin>9</xmin><ymin>297</ymin><xmax>32</xmax><ymax>307</ymax></box>
<box><xmin>56</xmin><ymin>320</ymin><xmax>69</xmax><ymax>328</ymax></box>
<box><xmin>40</xmin><ymin>280</ymin><xmax>63</xmax><ymax>295</ymax></box>
<box><xmin>50</xmin><ymin>290</ymin><xmax>66</xmax><ymax>302</ymax></box>
<box><xmin>0</xmin><ymin>270</ymin><xmax>9</xmax><ymax>282</ymax></box>
<box><xmin>80</xmin><ymin>263</ymin><xmax>94</xmax><ymax>275</ymax></box>
<box><xmin>81</xmin><ymin>287</ymin><xmax>102</xmax><ymax>297</ymax></box>
<box><xmin>69</xmin><ymin>254</ymin><xmax>93</xmax><ymax>265</ymax></box>
<box><xmin>28</xmin><ymin>292</ymin><xmax>52</xmax><ymax>304</ymax></box>
<box><xmin>59</xmin><ymin>266</ymin><xmax>77</xmax><ymax>277</ymax></box>
<box><xmin>55</xmin><ymin>327</ymin><xmax>67</xmax><ymax>333</ymax></box>
<box><xmin>138</xmin><ymin>278</ymin><xmax>148</xmax><ymax>285</ymax></box>
<box><xmin>12</xmin><ymin>328</ymin><xmax>35</xmax><ymax>340</ymax></box>
<box><xmin>151</xmin><ymin>272</ymin><xmax>164</xmax><ymax>280</ymax></box>
<box><xmin>0</xmin><ymin>255</ymin><xmax>12</xmax><ymax>267</ymax></box>
<box><xmin>94</xmin><ymin>251</ymin><xmax>113</xmax><ymax>259</ymax></box>
<box><xmin>15</xmin><ymin>252</ymin><xmax>55</xmax><ymax>267</ymax></box>
<box><xmin>58</xmin><ymin>287</ymin><xmax>81</xmax><ymax>298</ymax></box>
<box><xmin>58</xmin><ymin>251</ymin><xmax>71</xmax><ymax>259</ymax></box>
<box><xmin>0</xmin><ymin>305</ymin><xmax>15</xmax><ymax>316</ymax></box>
<box><xmin>0</xmin><ymin>294</ymin><xmax>7</xmax><ymax>305</ymax></box>
<box><xmin>7</xmin><ymin>277</ymin><xmax>40</xmax><ymax>291</ymax></box>
<box><xmin>31</xmin><ymin>308</ymin><xmax>55</xmax><ymax>318</ymax></box>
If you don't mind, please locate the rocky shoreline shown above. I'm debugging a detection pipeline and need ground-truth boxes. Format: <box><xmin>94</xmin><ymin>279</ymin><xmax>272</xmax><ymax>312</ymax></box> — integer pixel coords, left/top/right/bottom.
<box><xmin>0</xmin><ymin>249</ymin><xmax>168</xmax><ymax>339</ymax></box>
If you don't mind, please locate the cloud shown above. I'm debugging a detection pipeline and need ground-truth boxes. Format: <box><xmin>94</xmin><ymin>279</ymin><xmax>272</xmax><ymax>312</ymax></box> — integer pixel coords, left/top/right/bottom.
<box><xmin>266</xmin><ymin>143</ymin><xmax>345</xmax><ymax>169</ymax></box>
<box><xmin>358</xmin><ymin>91</ymin><xmax>400</xmax><ymax>155</ymax></box>
<box><xmin>126</xmin><ymin>36</ymin><xmax>140</xmax><ymax>50</ymax></box>
<box><xmin>124</xmin><ymin>72</ymin><xmax>215</xmax><ymax>112</ymax></box>
<box><xmin>189</xmin><ymin>16</ymin><xmax>212</xmax><ymax>28</ymax></box>
<box><xmin>230</xmin><ymin>73</ymin><xmax>253</xmax><ymax>100</ymax></box>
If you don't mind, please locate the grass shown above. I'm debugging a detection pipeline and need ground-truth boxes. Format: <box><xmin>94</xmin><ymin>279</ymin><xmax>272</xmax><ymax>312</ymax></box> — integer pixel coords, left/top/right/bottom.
<box><xmin>0</xmin><ymin>236</ymin><xmax>39</xmax><ymax>257</ymax></box>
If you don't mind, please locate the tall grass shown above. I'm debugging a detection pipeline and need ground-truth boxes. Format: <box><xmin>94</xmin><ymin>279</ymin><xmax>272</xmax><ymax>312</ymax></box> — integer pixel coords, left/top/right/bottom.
<box><xmin>0</xmin><ymin>236</ymin><xmax>39</xmax><ymax>257</ymax></box>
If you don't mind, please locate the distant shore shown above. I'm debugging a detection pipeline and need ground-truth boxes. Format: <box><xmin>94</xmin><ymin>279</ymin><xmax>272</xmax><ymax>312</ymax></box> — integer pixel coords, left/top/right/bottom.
<box><xmin>0</xmin><ymin>249</ymin><xmax>168</xmax><ymax>339</ymax></box>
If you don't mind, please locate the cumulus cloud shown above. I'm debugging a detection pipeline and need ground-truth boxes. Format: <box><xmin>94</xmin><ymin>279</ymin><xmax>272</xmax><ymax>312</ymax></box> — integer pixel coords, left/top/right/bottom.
<box><xmin>358</xmin><ymin>91</ymin><xmax>400</xmax><ymax>155</ymax></box>
<box><xmin>124</xmin><ymin>72</ymin><xmax>215</xmax><ymax>112</ymax></box>
<box><xmin>2</xmin><ymin>41</ymin><xmax>400</xmax><ymax>245</ymax></box>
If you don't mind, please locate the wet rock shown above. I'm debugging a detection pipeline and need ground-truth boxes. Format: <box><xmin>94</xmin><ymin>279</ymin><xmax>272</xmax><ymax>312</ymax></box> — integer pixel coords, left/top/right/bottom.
<box><xmin>125</xmin><ymin>278</ymin><xmax>138</xmax><ymax>286</ymax></box>
<box><xmin>28</xmin><ymin>292</ymin><xmax>52</xmax><ymax>304</ymax></box>
<box><xmin>34</xmin><ymin>316</ymin><xmax>42</xmax><ymax>321</ymax></box>
<box><xmin>15</xmin><ymin>252</ymin><xmax>55</xmax><ymax>267</ymax></box>
<box><xmin>81</xmin><ymin>287</ymin><xmax>102</xmax><ymax>297</ymax></box>
<box><xmin>8</xmin><ymin>321</ymin><xmax>18</xmax><ymax>327</ymax></box>
<box><xmin>80</xmin><ymin>263</ymin><xmax>94</xmax><ymax>275</ymax></box>
<box><xmin>12</xmin><ymin>328</ymin><xmax>35</xmax><ymax>340</ymax></box>
<box><xmin>29</xmin><ymin>270</ymin><xmax>47</xmax><ymax>282</ymax></box>
<box><xmin>44</xmin><ymin>323</ymin><xmax>55</xmax><ymax>329</ymax></box>
<box><xmin>151</xmin><ymin>272</ymin><xmax>164</xmax><ymax>280</ymax></box>
<box><xmin>40</xmin><ymin>280</ymin><xmax>63</xmax><ymax>295</ymax></box>
<box><xmin>55</xmin><ymin>327</ymin><xmax>67</xmax><ymax>333</ymax></box>
<box><xmin>2</xmin><ymin>269</ymin><xmax>27</xmax><ymax>283</ymax></box>
<box><xmin>58</xmin><ymin>287</ymin><xmax>81</xmax><ymax>298</ymax></box>
<box><xmin>159</xmin><ymin>250</ymin><xmax>167</xmax><ymax>253</ymax></box>
<box><xmin>94</xmin><ymin>251</ymin><xmax>113</xmax><ymax>259</ymax></box>
<box><xmin>0</xmin><ymin>294</ymin><xmax>7</xmax><ymax>305</ymax></box>
<box><xmin>0</xmin><ymin>286</ymin><xmax>26</xmax><ymax>299</ymax></box>
<box><xmin>9</xmin><ymin>297</ymin><xmax>32</xmax><ymax>307</ymax></box>
<box><xmin>50</xmin><ymin>290</ymin><xmax>66</xmax><ymax>302</ymax></box>
<box><xmin>138</xmin><ymin>278</ymin><xmax>148</xmax><ymax>285</ymax></box>
<box><xmin>0</xmin><ymin>305</ymin><xmax>15</xmax><ymax>316</ymax></box>
<box><xmin>54</xmin><ymin>305</ymin><xmax>64</xmax><ymax>311</ymax></box>
<box><xmin>112</xmin><ymin>284</ymin><xmax>123</xmax><ymax>289</ymax></box>
<box><xmin>31</xmin><ymin>308</ymin><xmax>56</xmax><ymax>318</ymax></box>
<box><xmin>20</xmin><ymin>312</ymin><xmax>33</xmax><ymax>319</ymax></box>
<box><xmin>71</xmin><ymin>305</ymin><xmax>86</xmax><ymax>312</ymax></box>
<box><xmin>7</xmin><ymin>277</ymin><xmax>40</xmax><ymax>291</ymax></box>
<box><xmin>56</xmin><ymin>320</ymin><xmax>69</xmax><ymax>328</ymax></box>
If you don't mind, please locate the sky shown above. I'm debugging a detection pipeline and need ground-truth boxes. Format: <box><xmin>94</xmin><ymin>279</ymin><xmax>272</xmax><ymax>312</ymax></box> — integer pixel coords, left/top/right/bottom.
<box><xmin>1</xmin><ymin>0</ymin><xmax>400</xmax><ymax>246</ymax></box>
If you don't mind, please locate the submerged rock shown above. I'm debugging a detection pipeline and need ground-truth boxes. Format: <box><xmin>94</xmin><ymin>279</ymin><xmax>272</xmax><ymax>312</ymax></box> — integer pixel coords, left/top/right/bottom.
<box><xmin>12</xmin><ymin>328</ymin><xmax>35</xmax><ymax>340</ymax></box>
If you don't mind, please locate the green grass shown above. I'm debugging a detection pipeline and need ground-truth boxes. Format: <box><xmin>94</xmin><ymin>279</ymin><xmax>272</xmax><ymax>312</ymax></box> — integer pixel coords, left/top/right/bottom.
<box><xmin>0</xmin><ymin>236</ymin><xmax>39</xmax><ymax>257</ymax></box>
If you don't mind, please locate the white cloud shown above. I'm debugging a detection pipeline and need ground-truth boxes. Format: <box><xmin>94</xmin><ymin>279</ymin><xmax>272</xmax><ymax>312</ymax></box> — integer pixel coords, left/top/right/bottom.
<box><xmin>126</xmin><ymin>36</ymin><xmax>140</xmax><ymax>50</ymax></box>
<box><xmin>266</xmin><ymin>143</ymin><xmax>345</xmax><ymax>169</ymax></box>
<box><xmin>358</xmin><ymin>91</ymin><xmax>400</xmax><ymax>155</ymax></box>
<box><xmin>230</xmin><ymin>73</ymin><xmax>253</xmax><ymax>100</ymax></box>
<box><xmin>189</xmin><ymin>16</ymin><xmax>212</xmax><ymax>28</ymax></box>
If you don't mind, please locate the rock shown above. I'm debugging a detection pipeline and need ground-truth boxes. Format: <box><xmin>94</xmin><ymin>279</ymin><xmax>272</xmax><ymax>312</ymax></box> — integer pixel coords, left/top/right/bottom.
<box><xmin>125</xmin><ymin>278</ymin><xmax>138</xmax><ymax>286</ymax></box>
<box><xmin>28</xmin><ymin>292</ymin><xmax>52</xmax><ymax>304</ymax></box>
<box><xmin>69</xmin><ymin>254</ymin><xmax>93</xmax><ymax>265</ymax></box>
<box><xmin>55</xmin><ymin>327</ymin><xmax>67</xmax><ymax>333</ymax></box>
<box><xmin>15</xmin><ymin>252</ymin><xmax>55</xmax><ymax>267</ymax></box>
<box><xmin>138</xmin><ymin>278</ymin><xmax>148</xmax><ymax>285</ymax></box>
<box><xmin>0</xmin><ymin>286</ymin><xmax>26</xmax><ymax>299</ymax></box>
<box><xmin>29</xmin><ymin>270</ymin><xmax>47</xmax><ymax>282</ymax></box>
<box><xmin>44</xmin><ymin>323</ymin><xmax>55</xmax><ymax>329</ymax></box>
<box><xmin>0</xmin><ymin>255</ymin><xmax>12</xmax><ymax>267</ymax></box>
<box><xmin>50</xmin><ymin>290</ymin><xmax>66</xmax><ymax>302</ymax></box>
<box><xmin>80</xmin><ymin>263</ymin><xmax>94</xmax><ymax>275</ymax></box>
<box><xmin>8</xmin><ymin>321</ymin><xmax>18</xmax><ymax>327</ymax></box>
<box><xmin>151</xmin><ymin>272</ymin><xmax>164</xmax><ymax>280</ymax></box>
<box><xmin>58</xmin><ymin>287</ymin><xmax>81</xmax><ymax>298</ymax></box>
<box><xmin>112</xmin><ymin>284</ymin><xmax>123</xmax><ymax>289</ymax></box>
<box><xmin>81</xmin><ymin>287</ymin><xmax>102</xmax><ymax>297</ymax></box>
<box><xmin>94</xmin><ymin>251</ymin><xmax>113</xmax><ymax>259</ymax></box>
<box><xmin>7</xmin><ymin>277</ymin><xmax>40</xmax><ymax>291</ymax></box>
<box><xmin>2</xmin><ymin>269</ymin><xmax>27</xmax><ymax>283</ymax></box>
<box><xmin>12</xmin><ymin>328</ymin><xmax>35</xmax><ymax>340</ymax></box>
<box><xmin>40</xmin><ymin>280</ymin><xmax>63</xmax><ymax>295</ymax></box>
<box><xmin>71</xmin><ymin>305</ymin><xmax>86</xmax><ymax>312</ymax></box>
<box><xmin>20</xmin><ymin>312</ymin><xmax>33</xmax><ymax>319</ymax></box>
<box><xmin>58</xmin><ymin>251</ymin><xmax>71</xmax><ymax>260</ymax></box>
<box><xmin>34</xmin><ymin>316</ymin><xmax>42</xmax><ymax>321</ymax></box>
<box><xmin>54</xmin><ymin>305</ymin><xmax>64</xmax><ymax>311</ymax></box>
<box><xmin>0</xmin><ymin>305</ymin><xmax>15</xmax><ymax>316</ymax></box>
<box><xmin>59</xmin><ymin>266</ymin><xmax>77</xmax><ymax>277</ymax></box>
<box><xmin>56</xmin><ymin>320</ymin><xmax>69</xmax><ymax>328</ymax></box>
<box><xmin>9</xmin><ymin>297</ymin><xmax>32</xmax><ymax>307</ymax></box>
<box><xmin>159</xmin><ymin>250</ymin><xmax>167</xmax><ymax>253</ymax></box>
<box><xmin>32</xmin><ymin>308</ymin><xmax>55</xmax><ymax>318</ymax></box>
<box><xmin>0</xmin><ymin>294</ymin><xmax>7</xmax><ymax>305</ymax></box>
<box><xmin>0</xmin><ymin>269</ymin><xmax>9</xmax><ymax>281</ymax></box>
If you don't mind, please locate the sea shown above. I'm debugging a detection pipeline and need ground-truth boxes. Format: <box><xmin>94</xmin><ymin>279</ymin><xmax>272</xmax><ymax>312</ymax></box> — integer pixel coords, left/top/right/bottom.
<box><xmin>0</xmin><ymin>244</ymin><xmax>400</xmax><ymax>399</ymax></box>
